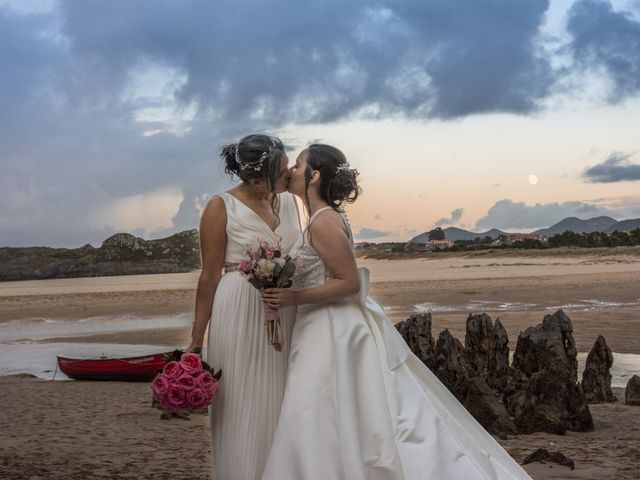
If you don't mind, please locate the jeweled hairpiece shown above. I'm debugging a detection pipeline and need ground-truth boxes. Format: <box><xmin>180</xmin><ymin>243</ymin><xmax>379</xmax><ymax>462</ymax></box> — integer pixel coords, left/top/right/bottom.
<box><xmin>335</xmin><ymin>162</ymin><xmax>350</xmax><ymax>174</ymax></box>
<box><xmin>237</xmin><ymin>138</ymin><xmax>279</xmax><ymax>174</ymax></box>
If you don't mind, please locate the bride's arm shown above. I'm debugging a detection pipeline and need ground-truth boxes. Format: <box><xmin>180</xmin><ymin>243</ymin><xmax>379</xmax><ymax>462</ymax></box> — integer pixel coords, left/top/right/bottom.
<box><xmin>263</xmin><ymin>211</ymin><xmax>360</xmax><ymax>307</ymax></box>
<box><xmin>186</xmin><ymin>197</ymin><xmax>227</xmax><ymax>352</ymax></box>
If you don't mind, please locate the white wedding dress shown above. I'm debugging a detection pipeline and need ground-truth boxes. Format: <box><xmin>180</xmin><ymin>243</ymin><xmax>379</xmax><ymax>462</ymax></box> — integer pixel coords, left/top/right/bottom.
<box><xmin>262</xmin><ymin>207</ymin><xmax>532</xmax><ymax>480</ymax></box>
<box><xmin>206</xmin><ymin>192</ymin><xmax>301</xmax><ymax>480</ymax></box>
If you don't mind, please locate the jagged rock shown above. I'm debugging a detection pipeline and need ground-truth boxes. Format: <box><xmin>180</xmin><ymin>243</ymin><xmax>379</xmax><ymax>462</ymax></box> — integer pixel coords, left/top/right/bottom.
<box><xmin>0</xmin><ymin>229</ymin><xmax>201</xmax><ymax>280</ymax></box>
<box><xmin>512</xmin><ymin>309</ymin><xmax>578</xmax><ymax>382</ymax></box>
<box><xmin>465</xmin><ymin>313</ymin><xmax>509</xmax><ymax>392</ymax></box>
<box><xmin>433</xmin><ymin>329</ymin><xmax>475</xmax><ymax>397</ymax></box>
<box><xmin>509</xmin><ymin>310</ymin><xmax>593</xmax><ymax>433</ymax></box>
<box><xmin>433</xmin><ymin>329</ymin><xmax>517</xmax><ymax>436</ymax></box>
<box><xmin>582</xmin><ymin>335</ymin><xmax>615</xmax><ymax>403</ymax></box>
<box><xmin>515</xmin><ymin>403</ymin><xmax>566</xmax><ymax>435</ymax></box>
<box><xmin>395</xmin><ymin>312</ymin><xmax>435</xmax><ymax>369</ymax></box>
<box><xmin>522</xmin><ymin>448</ymin><xmax>575</xmax><ymax>469</ymax></box>
<box><xmin>460</xmin><ymin>377</ymin><xmax>518</xmax><ymax>438</ymax></box>
<box><xmin>626</xmin><ymin>375</ymin><xmax>640</xmax><ymax>406</ymax></box>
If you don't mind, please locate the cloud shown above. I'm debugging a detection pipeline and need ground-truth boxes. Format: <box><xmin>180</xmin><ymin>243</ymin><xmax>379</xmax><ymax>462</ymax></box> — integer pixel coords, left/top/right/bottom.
<box><xmin>354</xmin><ymin>228</ymin><xmax>393</xmax><ymax>240</ymax></box>
<box><xmin>436</xmin><ymin>208</ymin><xmax>464</xmax><ymax>226</ymax></box>
<box><xmin>474</xmin><ymin>199</ymin><xmax>619</xmax><ymax>230</ymax></box>
<box><xmin>567</xmin><ymin>0</ymin><xmax>640</xmax><ymax>102</ymax></box>
<box><xmin>56</xmin><ymin>0</ymin><xmax>556</xmax><ymax>122</ymax></box>
<box><xmin>0</xmin><ymin>0</ymin><xmax>563</xmax><ymax>247</ymax></box>
<box><xmin>583</xmin><ymin>152</ymin><xmax>640</xmax><ymax>182</ymax></box>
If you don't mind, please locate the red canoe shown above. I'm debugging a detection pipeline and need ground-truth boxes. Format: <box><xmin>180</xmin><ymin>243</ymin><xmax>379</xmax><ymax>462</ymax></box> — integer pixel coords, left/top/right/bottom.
<box><xmin>57</xmin><ymin>352</ymin><xmax>172</xmax><ymax>381</ymax></box>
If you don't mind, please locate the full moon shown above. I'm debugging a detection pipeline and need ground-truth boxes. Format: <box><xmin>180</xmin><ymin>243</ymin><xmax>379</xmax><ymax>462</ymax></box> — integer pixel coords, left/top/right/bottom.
<box><xmin>528</xmin><ymin>174</ymin><xmax>538</xmax><ymax>185</ymax></box>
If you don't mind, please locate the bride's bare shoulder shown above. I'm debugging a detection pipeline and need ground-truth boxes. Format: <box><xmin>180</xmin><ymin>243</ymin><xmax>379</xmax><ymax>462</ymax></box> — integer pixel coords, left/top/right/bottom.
<box><xmin>201</xmin><ymin>195</ymin><xmax>227</xmax><ymax>225</ymax></box>
<box><xmin>310</xmin><ymin>209</ymin><xmax>348</xmax><ymax>237</ymax></box>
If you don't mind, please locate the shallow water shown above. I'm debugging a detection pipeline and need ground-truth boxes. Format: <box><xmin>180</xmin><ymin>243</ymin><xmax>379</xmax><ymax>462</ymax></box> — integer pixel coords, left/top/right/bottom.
<box><xmin>0</xmin><ymin>313</ymin><xmax>637</xmax><ymax>387</ymax></box>
<box><xmin>409</xmin><ymin>298</ymin><xmax>640</xmax><ymax>314</ymax></box>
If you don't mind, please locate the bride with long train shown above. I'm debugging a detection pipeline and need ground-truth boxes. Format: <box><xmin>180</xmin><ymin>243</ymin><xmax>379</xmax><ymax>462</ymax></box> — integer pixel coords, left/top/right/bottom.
<box><xmin>261</xmin><ymin>144</ymin><xmax>532</xmax><ymax>480</ymax></box>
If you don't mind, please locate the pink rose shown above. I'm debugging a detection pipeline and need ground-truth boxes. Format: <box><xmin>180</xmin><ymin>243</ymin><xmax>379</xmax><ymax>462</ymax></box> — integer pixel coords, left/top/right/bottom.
<box><xmin>165</xmin><ymin>385</ymin><xmax>187</xmax><ymax>412</ymax></box>
<box><xmin>176</xmin><ymin>373</ymin><xmax>197</xmax><ymax>391</ymax></box>
<box><xmin>162</xmin><ymin>361</ymin><xmax>183</xmax><ymax>380</ymax></box>
<box><xmin>151</xmin><ymin>374</ymin><xmax>170</xmax><ymax>400</ymax></box>
<box><xmin>179</xmin><ymin>352</ymin><xmax>202</xmax><ymax>374</ymax></box>
<box><xmin>194</xmin><ymin>370</ymin><xmax>219</xmax><ymax>395</ymax></box>
<box><xmin>238</xmin><ymin>259</ymin><xmax>251</xmax><ymax>274</ymax></box>
<box><xmin>187</xmin><ymin>388</ymin><xmax>211</xmax><ymax>410</ymax></box>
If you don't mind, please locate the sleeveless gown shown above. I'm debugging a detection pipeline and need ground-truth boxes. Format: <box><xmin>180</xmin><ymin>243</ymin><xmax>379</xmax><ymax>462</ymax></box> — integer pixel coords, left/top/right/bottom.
<box><xmin>262</xmin><ymin>207</ymin><xmax>532</xmax><ymax>480</ymax></box>
<box><xmin>206</xmin><ymin>192</ymin><xmax>300</xmax><ymax>480</ymax></box>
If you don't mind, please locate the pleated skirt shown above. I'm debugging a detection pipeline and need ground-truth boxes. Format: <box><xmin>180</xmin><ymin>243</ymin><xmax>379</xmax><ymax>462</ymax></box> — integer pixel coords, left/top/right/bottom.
<box><xmin>206</xmin><ymin>272</ymin><xmax>295</xmax><ymax>480</ymax></box>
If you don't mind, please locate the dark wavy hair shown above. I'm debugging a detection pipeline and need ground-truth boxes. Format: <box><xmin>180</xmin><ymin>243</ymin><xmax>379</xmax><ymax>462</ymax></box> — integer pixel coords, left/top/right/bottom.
<box><xmin>220</xmin><ymin>133</ymin><xmax>286</xmax><ymax>227</ymax></box>
<box><xmin>304</xmin><ymin>144</ymin><xmax>360</xmax><ymax>210</ymax></box>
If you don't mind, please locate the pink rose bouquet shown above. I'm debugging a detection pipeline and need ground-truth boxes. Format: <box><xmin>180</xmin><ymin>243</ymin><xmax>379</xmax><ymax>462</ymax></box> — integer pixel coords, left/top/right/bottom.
<box><xmin>240</xmin><ymin>241</ymin><xmax>296</xmax><ymax>351</ymax></box>
<box><xmin>150</xmin><ymin>349</ymin><xmax>221</xmax><ymax>418</ymax></box>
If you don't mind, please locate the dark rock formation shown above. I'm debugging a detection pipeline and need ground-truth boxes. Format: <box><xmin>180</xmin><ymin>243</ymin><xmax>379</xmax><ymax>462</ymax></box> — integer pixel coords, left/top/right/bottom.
<box><xmin>395</xmin><ymin>313</ymin><xmax>435</xmax><ymax>369</ymax></box>
<box><xmin>522</xmin><ymin>448</ymin><xmax>575</xmax><ymax>469</ymax></box>
<box><xmin>626</xmin><ymin>375</ymin><xmax>640</xmax><ymax>406</ymax></box>
<box><xmin>465</xmin><ymin>313</ymin><xmax>509</xmax><ymax>392</ymax></box>
<box><xmin>509</xmin><ymin>309</ymin><xmax>593</xmax><ymax>433</ymax></box>
<box><xmin>398</xmin><ymin>309</ymin><xmax>602</xmax><ymax>436</ymax></box>
<box><xmin>512</xmin><ymin>309</ymin><xmax>578</xmax><ymax>382</ymax></box>
<box><xmin>582</xmin><ymin>335</ymin><xmax>615</xmax><ymax>403</ymax></box>
<box><xmin>0</xmin><ymin>230</ymin><xmax>201</xmax><ymax>280</ymax></box>
<box><xmin>433</xmin><ymin>329</ymin><xmax>517</xmax><ymax>437</ymax></box>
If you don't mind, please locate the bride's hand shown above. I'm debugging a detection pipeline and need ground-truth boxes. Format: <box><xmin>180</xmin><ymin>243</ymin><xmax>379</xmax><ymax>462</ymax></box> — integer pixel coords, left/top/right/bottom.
<box><xmin>184</xmin><ymin>342</ymin><xmax>203</xmax><ymax>354</ymax></box>
<box><xmin>262</xmin><ymin>288</ymin><xmax>298</xmax><ymax>308</ymax></box>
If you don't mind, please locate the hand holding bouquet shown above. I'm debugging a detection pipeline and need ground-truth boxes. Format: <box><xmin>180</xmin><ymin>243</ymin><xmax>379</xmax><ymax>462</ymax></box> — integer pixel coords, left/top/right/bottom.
<box><xmin>239</xmin><ymin>241</ymin><xmax>296</xmax><ymax>351</ymax></box>
<box><xmin>150</xmin><ymin>349</ymin><xmax>222</xmax><ymax>419</ymax></box>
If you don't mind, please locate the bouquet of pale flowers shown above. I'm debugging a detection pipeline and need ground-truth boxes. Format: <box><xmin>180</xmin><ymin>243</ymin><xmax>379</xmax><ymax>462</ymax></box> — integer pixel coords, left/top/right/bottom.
<box><xmin>150</xmin><ymin>349</ymin><xmax>222</xmax><ymax>419</ymax></box>
<box><xmin>238</xmin><ymin>241</ymin><xmax>296</xmax><ymax>351</ymax></box>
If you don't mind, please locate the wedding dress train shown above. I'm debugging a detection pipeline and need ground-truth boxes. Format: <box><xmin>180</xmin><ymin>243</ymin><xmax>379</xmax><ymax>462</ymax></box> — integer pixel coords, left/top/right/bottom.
<box><xmin>262</xmin><ymin>207</ymin><xmax>531</xmax><ymax>480</ymax></box>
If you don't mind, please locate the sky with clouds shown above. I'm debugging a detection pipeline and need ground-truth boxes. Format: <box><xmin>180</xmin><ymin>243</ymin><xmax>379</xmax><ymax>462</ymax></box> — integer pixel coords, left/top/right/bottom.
<box><xmin>1</xmin><ymin>0</ymin><xmax>640</xmax><ymax>246</ymax></box>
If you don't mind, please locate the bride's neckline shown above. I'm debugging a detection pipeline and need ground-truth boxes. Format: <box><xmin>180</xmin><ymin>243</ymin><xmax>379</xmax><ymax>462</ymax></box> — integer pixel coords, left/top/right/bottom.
<box><xmin>226</xmin><ymin>191</ymin><xmax>281</xmax><ymax>234</ymax></box>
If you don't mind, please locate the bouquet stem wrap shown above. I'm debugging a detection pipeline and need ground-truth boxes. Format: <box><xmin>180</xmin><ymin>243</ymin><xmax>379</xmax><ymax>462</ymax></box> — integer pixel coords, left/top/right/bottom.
<box><xmin>265</xmin><ymin>305</ymin><xmax>282</xmax><ymax>352</ymax></box>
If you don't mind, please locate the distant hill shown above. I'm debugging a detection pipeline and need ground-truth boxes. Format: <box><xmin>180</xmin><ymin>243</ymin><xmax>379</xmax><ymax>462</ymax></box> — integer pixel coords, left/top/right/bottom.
<box><xmin>533</xmin><ymin>216</ymin><xmax>618</xmax><ymax>236</ymax></box>
<box><xmin>603</xmin><ymin>218</ymin><xmax>640</xmax><ymax>232</ymax></box>
<box><xmin>0</xmin><ymin>230</ymin><xmax>201</xmax><ymax>281</ymax></box>
<box><xmin>407</xmin><ymin>215</ymin><xmax>640</xmax><ymax>244</ymax></box>
<box><xmin>409</xmin><ymin>227</ymin><xmax>510</xmax><ymax>243</ymax></box>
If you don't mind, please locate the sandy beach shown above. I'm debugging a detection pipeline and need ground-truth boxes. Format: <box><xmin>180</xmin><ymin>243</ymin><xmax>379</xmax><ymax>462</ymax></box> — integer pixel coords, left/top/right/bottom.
<box><xmin>2</xmin><ymin>250</ymin><xmax>640</xmax><ymax>479</ymax></box>
<box><xmin>1</xmin><ymin>376</ymin><xmax>638</xmax><ymax>480</ymax></box>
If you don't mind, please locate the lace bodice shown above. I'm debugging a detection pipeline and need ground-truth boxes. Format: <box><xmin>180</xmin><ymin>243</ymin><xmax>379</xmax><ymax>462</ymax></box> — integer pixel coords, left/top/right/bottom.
<box><xmin>290</xmin><ymin>207</ymin><xmax>355</xmax><ymax>289</ymax></box>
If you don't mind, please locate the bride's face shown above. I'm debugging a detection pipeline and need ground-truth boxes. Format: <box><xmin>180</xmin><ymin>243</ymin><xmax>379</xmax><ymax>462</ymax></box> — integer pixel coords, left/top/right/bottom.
<box><xmin>288</xmin><ymin>150</ymin><xmax>310</xmax><ymax>197</ymax></box>
<box><xmin>271</xmin><ymin>153</ymin><xmax>291</xmax><ymax>194</ymax></box>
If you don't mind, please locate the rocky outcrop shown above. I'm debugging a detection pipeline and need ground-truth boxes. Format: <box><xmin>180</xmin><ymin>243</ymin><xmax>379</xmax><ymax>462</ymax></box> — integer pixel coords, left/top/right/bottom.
<box><xmin>582</xmin><ymin>335</ymin><xmax>615</xmax><ymax>403</ymax></box>
<box><xmin>508</xmin><ymin>310</ymin><xmax>593</xmax><ymax>433</ymax></box>
<box><xmin>0</xmin><ymin>230</ymin><xmax>201</xmax><ymax>280</ymax></box>
<box><xmin>398</xmin><ymin>309</ymin><xmax>598</xmax><ymax>436</ymax></box>
<box><xmin>395</xmin><ymin>313</ymin><xmax>435</xmax><ymax>369</ymax></box>
<box><xmin>626</xmin><ymin>375</ymin><xmax>640</xmax><ymax>406</ymax></box>
<box><xmin>465</xmin><ymin>313</ymin><xmax>510</xmax><ymax>392</ymax></box>
<box><xmin>522</xmin><ymin>448</ymin><xmax>575</xmax><ymax>469</ymax></box>
<box><xmin>432</xmin><ymin>329</ymin><xmax>517</xmax><ymax>437</ymax></box>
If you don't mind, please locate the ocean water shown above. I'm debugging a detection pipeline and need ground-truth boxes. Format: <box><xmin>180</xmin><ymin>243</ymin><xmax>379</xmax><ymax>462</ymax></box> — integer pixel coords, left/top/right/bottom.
<box><xmin>410</xmin><ymin>298</ymin><xmax>640</xmax><ymax>314</ymax></box>
<box><xmin>0</xmin><ymin>314</ymin><xmax>637</xmax><ymax>387</ymax></box>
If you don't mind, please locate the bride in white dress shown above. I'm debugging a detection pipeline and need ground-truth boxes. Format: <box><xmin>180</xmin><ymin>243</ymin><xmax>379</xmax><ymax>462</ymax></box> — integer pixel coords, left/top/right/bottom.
<box><xmin>186</xmin><ymin>134</ymin><xmax>301</xmax><ymax>480</ymax></box>
<box><xmin>261</xmin><ymin>144</ymin><xmax>532</xmax><ymax>480</ymax></box>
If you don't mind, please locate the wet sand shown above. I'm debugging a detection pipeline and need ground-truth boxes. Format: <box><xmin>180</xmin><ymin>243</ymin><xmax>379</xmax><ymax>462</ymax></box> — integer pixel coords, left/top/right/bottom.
<box><xmin>1</xmin><ymin>376</ymin><xmax>638</xmax><ymax>479</ymax></box>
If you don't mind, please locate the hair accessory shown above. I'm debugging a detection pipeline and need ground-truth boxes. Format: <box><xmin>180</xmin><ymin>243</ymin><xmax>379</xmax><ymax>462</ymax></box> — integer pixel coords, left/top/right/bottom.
<box><xmin>237</xmin><ymin>138</ymin><xmax>278</xmax><ymax>174</ymax></box>
<box><xmin>335</xmin><ymin>162</ymin><xmax>350</xmax><ymax>174</ymax></box>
